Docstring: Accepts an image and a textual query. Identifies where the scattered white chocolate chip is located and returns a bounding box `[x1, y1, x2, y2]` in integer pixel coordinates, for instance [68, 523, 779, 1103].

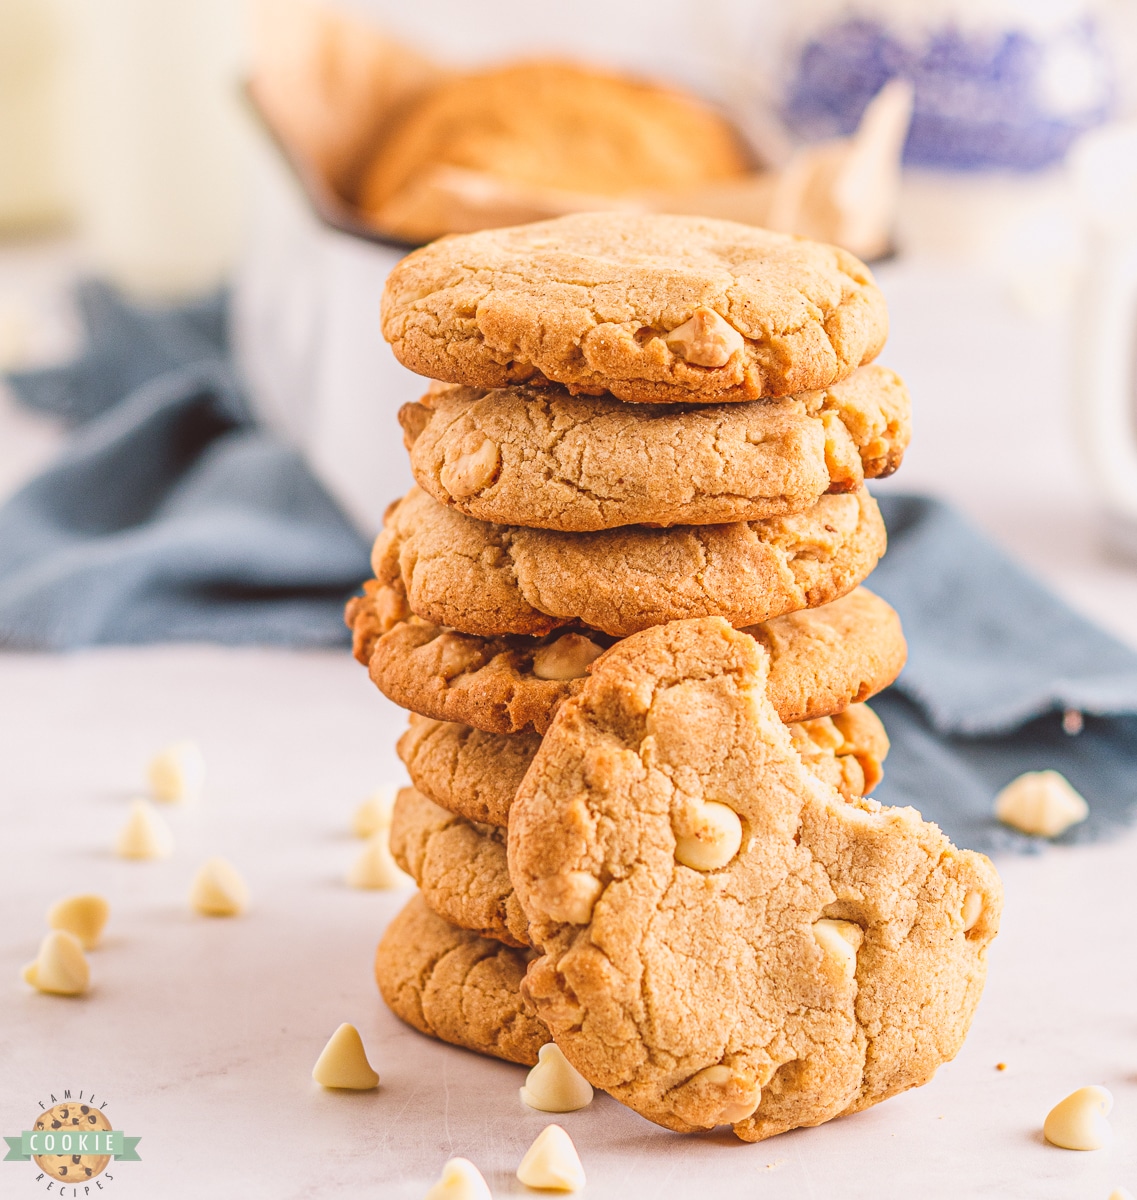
[994, 770, 1088, 837]
[115, 798, 174, 860]
[812, 918, 863, 981]
[520, 1043, 594, 1113]
[1043, 1085, 1113, 1150]
[674, 800, 742, 871]
[423, 1157, 492, 1200]
[311, 1023, 380, 1090]
[22, 930, 90, 996]
[440, 435, 501, 498]
[47, 894, 109, 950]
[961, 889, 984, 932]
[347, 833, 413, 890]
[352, 785, 397, 838]
[531, 634, 605, 682]
[148, 739, 205, 802]
[516, 1124, 585, 1193]
[1108, 1189, 1135, 1200]
[189, 857, 249, 916]
[664, 307, 745, 367]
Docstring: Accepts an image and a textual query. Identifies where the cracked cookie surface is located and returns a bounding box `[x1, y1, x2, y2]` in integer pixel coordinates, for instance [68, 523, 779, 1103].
[381, 213, 888, 404]
[398, 703, 889, 830]
[345, 581, 906, 734]
[373, 486, 886, 637]
[374, 893, 549, 1065]
[507, 618, 1001, 1140]
[401, 366, 909, 530]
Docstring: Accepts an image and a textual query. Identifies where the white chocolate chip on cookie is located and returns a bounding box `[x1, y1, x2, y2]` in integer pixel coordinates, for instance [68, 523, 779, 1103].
[189, 857, 249, 916]
[531, 635, 605, 682]
[671, 1064, 763, 1124]
[424, 1157, 492, 1200]
[352, 785, 397, 838]
[22, 930, 90, 996]
[664, 307, 745, 367]
[348, 833, 413, 890]
[520, 1044, 594, 1113]
[439, 434, 501, 498]
[115, 798, 173, 860]
[1043, 1085, 1113, 1150]
[812, 918, 863, 981]
[530, 871, 604, 924]
[516, 1124, 586, 1193]
[995, 770, 1088, 837]
[961, 889, 984, 932]
[47, 894, 109, 950]
[148, 739, 205, 801]
[311, 1023, 380, 1090]
[674, 800, 742, 871]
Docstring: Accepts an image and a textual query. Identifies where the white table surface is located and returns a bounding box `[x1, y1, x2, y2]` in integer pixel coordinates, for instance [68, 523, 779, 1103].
[1, 251, 1136, 1199]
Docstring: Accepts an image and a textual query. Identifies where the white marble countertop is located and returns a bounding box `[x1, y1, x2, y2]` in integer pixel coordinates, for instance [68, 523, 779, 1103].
[1, 251, 1136, 1198]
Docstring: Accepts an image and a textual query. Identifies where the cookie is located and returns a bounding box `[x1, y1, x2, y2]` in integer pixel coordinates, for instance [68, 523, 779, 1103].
[389, 786, 529, 948]
[346, 582, 906, 734]
[358, 61, 749, 241]
[373, 486, 886, 637]
[508, 618, 1002, 1140]
[32, 1103, 112, 1183]
[398, 702, 888, 830]
[380, 213, 888, 404]
[400, 366, 910, 530]
[374, 893, 548, 1066]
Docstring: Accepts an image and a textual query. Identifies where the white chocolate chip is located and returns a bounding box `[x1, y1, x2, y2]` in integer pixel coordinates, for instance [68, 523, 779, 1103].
[812, 918, 863, 981]
[531, 871, 604, 924]
[22, 930, 90, 996]
[439, 434, 501, 499]
[189, 857, 249, 916]
[961, 889, 984, 932]
[352, 785, 397, 838]
[47, 894, 109, 950]
[1108, 1189, 1135, 1200]
[674, 800, 742, 871]
[347, 833, 413, 890]
[520, 1043, 594, 1113]
[148, 739, 205, 802]
[664, 307, 745, 368]
[115, 798, 174, 860]
[311, 1023, 380, 1090]
[683, 1064, 763, 1123]
[423, 1157, 492, 1200]
[1043, 1085, 1113, 1150]
[995, 770, 1088, 837]
[531, 635, 605, 682]
[516, 1124, 586, 1193]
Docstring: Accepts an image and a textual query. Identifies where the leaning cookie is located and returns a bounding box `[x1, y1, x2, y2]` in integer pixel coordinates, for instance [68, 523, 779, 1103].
[381, 213, 888, 404]
[346, 581, 906, 735]
[389, 786, 529, 948]
[374, 893, 548, 1066]
[398, 703, 889, 830]
[400, 366, 910, 531]
[508, 618, 1002, 1141]
[373, 486, 886, 637]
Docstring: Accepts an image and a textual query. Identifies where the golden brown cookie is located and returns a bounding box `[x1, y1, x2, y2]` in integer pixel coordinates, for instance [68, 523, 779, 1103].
[374, 893, 548, 1065]
[508, 618, 1002, 1141]
[380, 213, 888, 404]
[389, 786, 529, 948]
[346, 582, 906, 735]
[32, 1103, 112, 1183]
[373, 486, 886, 637]
[358, 60, 749, 241]
[398, 703, 889, 830]
[399, 366, 910, 531]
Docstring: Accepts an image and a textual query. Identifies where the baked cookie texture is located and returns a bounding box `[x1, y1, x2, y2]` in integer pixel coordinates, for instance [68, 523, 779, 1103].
[398, 703, 889, 831]
[358, 61, 748, 222]
[345, 582, 906, 735]
[508, 619, 1001, 1140]
[400, 365, 910, 530]
[374, 893, 549, 1066]
[380, 213, 888, 404]
[373, 486, 886, 637]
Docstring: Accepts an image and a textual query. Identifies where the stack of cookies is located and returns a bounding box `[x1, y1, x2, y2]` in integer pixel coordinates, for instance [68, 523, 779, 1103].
[346, 214, 1002, 1141]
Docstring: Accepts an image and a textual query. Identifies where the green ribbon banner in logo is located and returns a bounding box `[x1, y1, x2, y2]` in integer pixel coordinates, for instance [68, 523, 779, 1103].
[4, 1131, 141, 1161]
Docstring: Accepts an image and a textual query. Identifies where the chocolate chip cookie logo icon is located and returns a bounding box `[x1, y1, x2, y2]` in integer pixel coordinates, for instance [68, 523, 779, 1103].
[4, 1091, 140, 1191]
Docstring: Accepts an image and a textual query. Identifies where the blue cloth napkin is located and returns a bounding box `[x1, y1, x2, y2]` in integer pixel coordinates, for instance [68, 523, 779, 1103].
[2, 283, 1136, 853]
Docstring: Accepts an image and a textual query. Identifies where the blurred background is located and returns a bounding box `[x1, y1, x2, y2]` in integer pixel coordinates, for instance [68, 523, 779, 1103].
[3, 0, 1137, 644]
